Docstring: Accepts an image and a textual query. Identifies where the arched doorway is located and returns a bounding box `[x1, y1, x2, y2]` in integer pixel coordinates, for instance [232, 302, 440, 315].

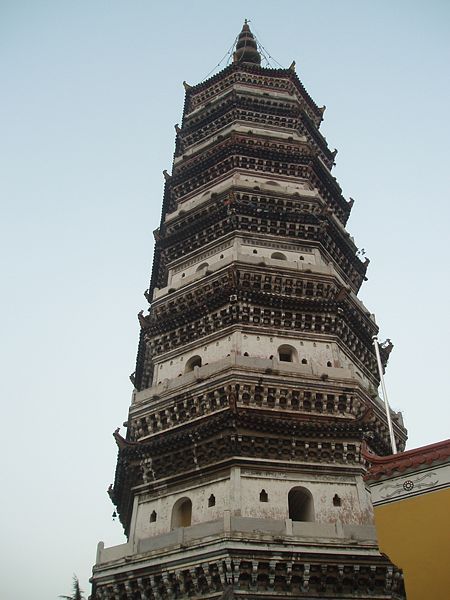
[171, 497, 192, 529]
[288, 487, 314, 521]
[278, 344, 298, 363]
[185, 355, 202, 373]
[271, 252, 287, 260]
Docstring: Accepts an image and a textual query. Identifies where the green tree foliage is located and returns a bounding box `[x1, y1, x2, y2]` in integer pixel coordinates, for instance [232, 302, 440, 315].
[60, 575, 85, 600]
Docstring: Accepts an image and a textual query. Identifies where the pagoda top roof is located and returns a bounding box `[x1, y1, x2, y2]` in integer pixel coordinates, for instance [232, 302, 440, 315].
[184, 23, 322, 120]
[363, 438, 450, 481]
[233, 20, 261, 66]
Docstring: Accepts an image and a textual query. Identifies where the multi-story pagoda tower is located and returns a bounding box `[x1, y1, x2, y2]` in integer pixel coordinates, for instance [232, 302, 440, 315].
[92, 23, 407, 599]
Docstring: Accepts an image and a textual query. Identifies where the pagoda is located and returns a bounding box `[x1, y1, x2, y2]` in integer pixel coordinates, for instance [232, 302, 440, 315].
[91, 22, 407, 599]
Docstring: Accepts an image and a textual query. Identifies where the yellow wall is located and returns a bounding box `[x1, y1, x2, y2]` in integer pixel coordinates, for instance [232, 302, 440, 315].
[373, 487, 450, 600]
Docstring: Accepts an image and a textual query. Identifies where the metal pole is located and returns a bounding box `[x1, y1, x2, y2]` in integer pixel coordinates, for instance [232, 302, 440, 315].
[373, 336, 397, 454]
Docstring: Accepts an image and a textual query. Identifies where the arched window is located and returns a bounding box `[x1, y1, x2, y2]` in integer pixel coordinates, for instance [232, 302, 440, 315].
[271, 252, 287, 261]
[171, 497, 192, 529]
[288, 487, 314, 522]
[185, 355, 202, 373]
[327, 361, 332, 367]
[208, 494, 216, 507]
[150, 510, 157, 523]
[333, 494, 341, 507]
[196, 262, 209, 272]
[301, 358, 308, 365]
[278, 344, 298, 363]
[259, 489, 268, 502]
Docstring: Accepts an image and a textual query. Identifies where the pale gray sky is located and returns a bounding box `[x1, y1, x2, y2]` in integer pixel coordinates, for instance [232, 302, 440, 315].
[1, 2, 449, 599]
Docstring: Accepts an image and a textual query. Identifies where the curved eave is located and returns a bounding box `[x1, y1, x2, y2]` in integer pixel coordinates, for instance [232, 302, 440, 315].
[363, 438, 450, 481]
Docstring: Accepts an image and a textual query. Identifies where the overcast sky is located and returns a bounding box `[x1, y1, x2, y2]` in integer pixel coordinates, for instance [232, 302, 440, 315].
[1, 1, 449, 599]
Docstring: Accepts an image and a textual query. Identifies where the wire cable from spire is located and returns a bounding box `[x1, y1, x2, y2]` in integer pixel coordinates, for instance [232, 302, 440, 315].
[201, 36, 238, 82]
[251, 25, 285, 69]
[258, 43, 285, 69]
[200, 21, 285, 82]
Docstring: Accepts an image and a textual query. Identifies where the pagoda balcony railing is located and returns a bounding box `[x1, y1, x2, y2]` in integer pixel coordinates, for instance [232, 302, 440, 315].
[152, 252, 342, 302]
[95, 514, 378, 566]
[128, 354, 392, 442]
[163, 173, 319, 225]
[134, 353, 367, 407]
[174, 121, 305, 162]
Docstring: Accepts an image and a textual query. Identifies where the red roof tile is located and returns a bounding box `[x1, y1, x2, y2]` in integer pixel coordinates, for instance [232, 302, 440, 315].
[363, 439, 450, 481]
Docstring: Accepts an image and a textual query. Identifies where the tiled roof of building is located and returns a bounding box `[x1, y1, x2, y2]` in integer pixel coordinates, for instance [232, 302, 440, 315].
[363, 438, 450, 481]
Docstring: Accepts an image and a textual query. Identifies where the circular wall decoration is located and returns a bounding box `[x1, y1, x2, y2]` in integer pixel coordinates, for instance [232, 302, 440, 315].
[403, 480, 414, 491]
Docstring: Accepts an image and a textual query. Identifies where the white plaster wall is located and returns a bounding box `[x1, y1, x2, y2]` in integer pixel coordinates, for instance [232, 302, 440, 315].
[153, 329, 371, 389]
[167, 236, 320, 291]
[153, 332, 237, 383]
[157, 245, 327, 301]
[164, 172, 318, 223]
[153, 332, 336, 383]
[239, 242, 316, 265]
[169, 243, 234, 286]
[240, 472, 373, 525]
[335, 346, 371, 388]
[132, 469, 373, 542]
[164, 174, 238, 223]
[239, 332, 371, 390]
[240, 332, 336, 367]
[133, 478, 231, 539]
[174, 122, 307, 165]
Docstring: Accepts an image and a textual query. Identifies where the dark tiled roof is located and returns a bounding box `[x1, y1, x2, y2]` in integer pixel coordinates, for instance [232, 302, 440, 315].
[363, 438, 450, 481]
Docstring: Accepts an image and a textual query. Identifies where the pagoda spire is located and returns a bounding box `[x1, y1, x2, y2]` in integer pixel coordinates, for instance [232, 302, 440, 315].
[233, 19, 261, 66]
